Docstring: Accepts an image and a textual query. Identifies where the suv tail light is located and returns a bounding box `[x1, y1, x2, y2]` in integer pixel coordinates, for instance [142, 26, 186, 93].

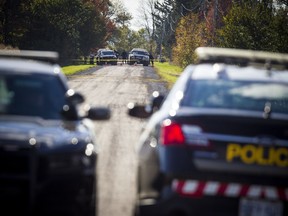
[160, 120, 185, 146]
[160, 119, 211, 147]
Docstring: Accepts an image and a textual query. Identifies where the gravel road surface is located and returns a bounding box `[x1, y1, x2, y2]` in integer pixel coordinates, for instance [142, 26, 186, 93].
[68, 64, 167, 216]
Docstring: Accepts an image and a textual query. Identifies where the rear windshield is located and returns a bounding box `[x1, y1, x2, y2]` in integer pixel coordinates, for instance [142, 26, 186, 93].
[0, 73, 66, 119]
[132, 51, 148, 56]
[102, 51, 114, 55]
[182, 80, 288, 114]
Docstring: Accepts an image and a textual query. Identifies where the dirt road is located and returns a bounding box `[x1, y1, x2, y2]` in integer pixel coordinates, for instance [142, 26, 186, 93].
[68, 64, 167, 216]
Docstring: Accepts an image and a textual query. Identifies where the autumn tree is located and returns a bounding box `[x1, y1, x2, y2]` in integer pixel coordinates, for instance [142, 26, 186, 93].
[218, 1, 288, 52]
[173, 13, 208, 67]
[0, 0, 116, 63]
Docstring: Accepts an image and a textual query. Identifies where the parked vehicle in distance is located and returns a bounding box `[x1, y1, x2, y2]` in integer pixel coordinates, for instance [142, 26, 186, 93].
[128, 48, 150, 66]
[0, 50, 111, 216]
[96, 49, 118, 65]
[128, 47, 288, 216]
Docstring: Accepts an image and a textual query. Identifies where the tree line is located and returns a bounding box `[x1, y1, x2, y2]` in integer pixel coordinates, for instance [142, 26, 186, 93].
[151, 0, 288, 67]
[0, 0, 117, 64]
[1, 0, 287, 67]
[0, 0, 158, 64]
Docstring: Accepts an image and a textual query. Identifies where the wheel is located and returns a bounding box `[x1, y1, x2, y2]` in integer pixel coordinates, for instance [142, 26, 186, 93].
[81, 173, 97, 216]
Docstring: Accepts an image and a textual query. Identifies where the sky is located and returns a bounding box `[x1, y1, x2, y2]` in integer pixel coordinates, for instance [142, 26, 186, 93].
[121, 0, 164, 30]
[121, 0, 141, 30]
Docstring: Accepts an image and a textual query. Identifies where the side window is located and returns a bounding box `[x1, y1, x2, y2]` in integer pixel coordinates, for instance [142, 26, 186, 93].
[0, 77, 13, 113]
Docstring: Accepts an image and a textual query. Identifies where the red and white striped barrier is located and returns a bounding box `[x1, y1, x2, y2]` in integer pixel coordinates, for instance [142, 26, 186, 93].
[172, 180, 288, 201]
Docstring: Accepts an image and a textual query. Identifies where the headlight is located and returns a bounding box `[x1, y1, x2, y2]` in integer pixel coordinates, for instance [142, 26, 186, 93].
[143, 56, 149, 60]
[48, 144, 96, 171]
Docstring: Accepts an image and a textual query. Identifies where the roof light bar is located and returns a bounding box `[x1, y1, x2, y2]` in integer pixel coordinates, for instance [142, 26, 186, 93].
[0, 49, 59, 64]
[195, 47, 288, 69]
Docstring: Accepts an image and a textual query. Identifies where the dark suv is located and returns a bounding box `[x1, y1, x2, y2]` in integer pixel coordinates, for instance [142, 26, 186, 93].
[128, 47, 288, 216]
[128, 48, 150, 66]
[0, 50, 111, 215]
[96, 49, 117, 65]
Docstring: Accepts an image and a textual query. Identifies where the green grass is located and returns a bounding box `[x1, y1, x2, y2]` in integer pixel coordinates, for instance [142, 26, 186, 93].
[153, 62, 183, 89]
[62, 62, 184, 89]
[62, 65, 95, 76]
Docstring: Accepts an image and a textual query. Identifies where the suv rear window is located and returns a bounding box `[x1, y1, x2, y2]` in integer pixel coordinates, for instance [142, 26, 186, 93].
[132, 51, 148, 56]
[182, 79, 288, 114]
[102, 51, 114, 55]
[0, 74, 66, 119]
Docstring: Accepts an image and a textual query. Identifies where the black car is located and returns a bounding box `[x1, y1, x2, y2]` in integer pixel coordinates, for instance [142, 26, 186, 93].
[96, 49, 118, 65]
[128, 47, 288, 216]
[128, 48, 150, 66]
[0, 50, 111, 215]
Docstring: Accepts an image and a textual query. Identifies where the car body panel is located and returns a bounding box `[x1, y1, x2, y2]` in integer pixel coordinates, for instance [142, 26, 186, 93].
[0, 51, 109, 215]
[130, 49, 288, 216]
[128, 48, 150, 66]
[96, 49, 117, 65]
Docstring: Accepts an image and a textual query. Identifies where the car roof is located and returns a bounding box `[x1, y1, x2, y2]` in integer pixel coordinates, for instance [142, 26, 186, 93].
[0, 58, 62, 75]
[190, 63, 288, 82]
[188, 47, 288, 82]
[131, 48, 148, 52]
[0, 50, 62, 75]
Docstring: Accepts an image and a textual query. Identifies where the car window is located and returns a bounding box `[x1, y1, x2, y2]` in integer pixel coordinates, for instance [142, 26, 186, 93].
[133, 51, 148, 55]
[102, 51, 114, 55]
[0, 73, 66, 119]
[182, 79, 288, 114]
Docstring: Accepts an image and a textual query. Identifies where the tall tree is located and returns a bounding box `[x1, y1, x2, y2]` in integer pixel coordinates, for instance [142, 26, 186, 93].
[137, 0, 158, 53]
[0, 0, 30, 47]
[218, 1, 287, 52]
[173, 13, 208, 67]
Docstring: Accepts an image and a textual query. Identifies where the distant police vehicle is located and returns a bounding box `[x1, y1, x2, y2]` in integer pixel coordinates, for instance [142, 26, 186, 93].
[128, 48, 150, 66]
[0, 50, 111, 215]
[96, 49, 118, 65]
[128, 47, 288, 216]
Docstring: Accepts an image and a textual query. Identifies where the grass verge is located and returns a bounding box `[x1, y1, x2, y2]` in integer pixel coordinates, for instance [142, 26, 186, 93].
[153, 62, 183, 89]
[62, 65, 95, 76]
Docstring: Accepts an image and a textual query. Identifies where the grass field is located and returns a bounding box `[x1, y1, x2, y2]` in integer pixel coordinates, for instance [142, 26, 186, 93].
[62, 65, 95, 75]
[62, 62, 183, 89]
[153, 62, 183, 89]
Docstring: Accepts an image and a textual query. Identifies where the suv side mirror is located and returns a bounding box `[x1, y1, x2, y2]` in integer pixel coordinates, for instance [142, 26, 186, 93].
[151, 91, 165, 112]
[66, 89, 85, 105]
[127, 103, 151, 119]
[87, 107, 111, 120]
[61, 90, 84, 120]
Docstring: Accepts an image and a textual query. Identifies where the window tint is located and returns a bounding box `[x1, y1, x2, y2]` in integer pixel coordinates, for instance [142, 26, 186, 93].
[133, 51, 148, 56]
[0, 74, 66, 119]
[182, 80, 288, 114]
[102, 51, 114, 55]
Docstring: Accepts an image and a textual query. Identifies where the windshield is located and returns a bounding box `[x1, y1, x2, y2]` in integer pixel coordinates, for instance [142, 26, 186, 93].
[102, 51, 115, 55]
[182, 80, 288, 114]
[132, 51, 149, 56]
[0, 73, 66, 119]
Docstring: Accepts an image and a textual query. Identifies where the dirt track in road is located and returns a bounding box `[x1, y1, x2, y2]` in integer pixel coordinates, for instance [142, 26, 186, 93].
[67, 64, 167, 216]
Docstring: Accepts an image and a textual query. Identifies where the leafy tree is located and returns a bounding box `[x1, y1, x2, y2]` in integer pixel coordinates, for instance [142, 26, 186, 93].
[173, 13, 208, 67]
[153, 0, 207, 60]
[1, 0, 116, 63]
[138, 0, 158, 54]
[218, 2, 287, 52]
[109, 26, 152, 54]
[109, 0, 132, 31]
[272, 6, 288, 53]
[0, 0, 30, 47]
